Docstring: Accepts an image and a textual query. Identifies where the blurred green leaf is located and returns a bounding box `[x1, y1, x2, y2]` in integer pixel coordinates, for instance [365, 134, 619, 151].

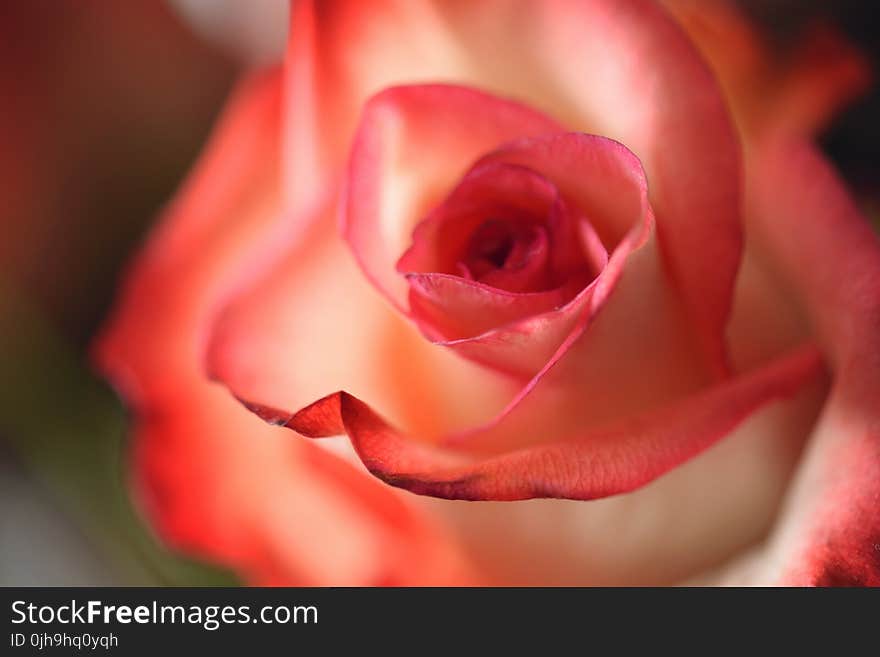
[0, 281, 238, 586]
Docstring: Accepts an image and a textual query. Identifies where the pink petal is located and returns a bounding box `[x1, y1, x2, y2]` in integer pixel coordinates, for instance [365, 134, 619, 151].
[405, 274, 575, 343]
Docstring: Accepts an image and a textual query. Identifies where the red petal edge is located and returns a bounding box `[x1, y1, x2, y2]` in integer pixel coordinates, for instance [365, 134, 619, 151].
[245, 344, 822, 501]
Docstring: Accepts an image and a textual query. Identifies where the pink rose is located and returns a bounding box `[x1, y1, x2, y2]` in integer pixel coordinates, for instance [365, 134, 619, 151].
[97, 0, 879, 585]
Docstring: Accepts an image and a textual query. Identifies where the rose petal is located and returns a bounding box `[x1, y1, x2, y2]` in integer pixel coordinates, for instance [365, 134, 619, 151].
[259, 344, 822, 501]
[95, 69, 474, 584]
[704, 140, 880, 585]
[405, 274, 576, 343]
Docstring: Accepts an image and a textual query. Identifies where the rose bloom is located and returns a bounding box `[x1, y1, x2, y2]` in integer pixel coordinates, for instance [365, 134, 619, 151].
[96, 0, 879, 586]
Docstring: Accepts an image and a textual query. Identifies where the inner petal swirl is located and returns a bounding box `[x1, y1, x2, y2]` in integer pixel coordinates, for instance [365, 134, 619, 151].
[396, 161, 608, 341]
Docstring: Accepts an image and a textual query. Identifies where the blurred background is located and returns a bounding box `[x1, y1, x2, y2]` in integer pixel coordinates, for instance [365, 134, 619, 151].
[0, 0, 876, 586]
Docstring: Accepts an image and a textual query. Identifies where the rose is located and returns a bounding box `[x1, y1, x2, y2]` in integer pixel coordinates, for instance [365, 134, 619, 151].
[96, 0, 879, 585]
[96, 0, 878, 587]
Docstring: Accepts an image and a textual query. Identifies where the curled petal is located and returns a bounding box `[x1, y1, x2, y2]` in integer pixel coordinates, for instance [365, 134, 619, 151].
[249, 345, 822, 501]
[405, 274, 576, 344]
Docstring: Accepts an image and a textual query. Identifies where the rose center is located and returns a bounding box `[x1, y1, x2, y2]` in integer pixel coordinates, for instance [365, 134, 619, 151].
[467, 219, 537, 268]
[474, 224, 515, 268]
[458, 218, 551, 289]
[396, 162, 610, 301]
